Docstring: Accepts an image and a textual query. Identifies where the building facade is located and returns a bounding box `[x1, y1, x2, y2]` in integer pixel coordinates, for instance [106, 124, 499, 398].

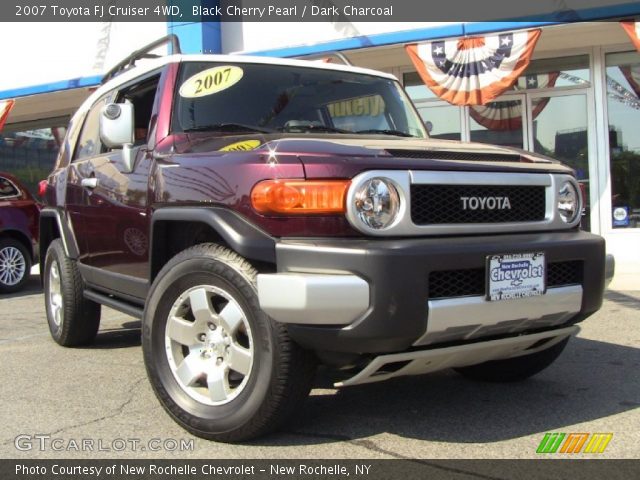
[1, 15, 639, 288]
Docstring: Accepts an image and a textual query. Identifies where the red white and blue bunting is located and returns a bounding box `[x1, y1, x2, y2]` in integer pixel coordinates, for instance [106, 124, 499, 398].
[405, 29, 542, 106]
[0, 100, 14, 132]
[620, 21, 640, 51]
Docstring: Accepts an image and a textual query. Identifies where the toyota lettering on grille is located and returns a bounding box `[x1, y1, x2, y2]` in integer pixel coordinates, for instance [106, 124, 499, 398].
[460, 196, 512, 210]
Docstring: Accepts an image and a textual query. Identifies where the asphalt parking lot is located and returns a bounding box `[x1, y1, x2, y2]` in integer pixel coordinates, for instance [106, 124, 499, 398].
[1, 273, 638, 460]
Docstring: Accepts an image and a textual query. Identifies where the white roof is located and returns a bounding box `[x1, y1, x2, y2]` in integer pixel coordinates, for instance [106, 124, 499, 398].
[76, 54, 397, 119]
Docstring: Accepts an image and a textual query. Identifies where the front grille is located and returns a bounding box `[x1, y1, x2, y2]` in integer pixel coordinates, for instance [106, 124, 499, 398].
[411, 184, 546, 225]
[428, 261, 583, 299]
[386, 149, 522, 163]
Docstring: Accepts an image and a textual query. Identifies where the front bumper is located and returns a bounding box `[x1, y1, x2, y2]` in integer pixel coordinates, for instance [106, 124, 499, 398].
[257, 230, 605, 354]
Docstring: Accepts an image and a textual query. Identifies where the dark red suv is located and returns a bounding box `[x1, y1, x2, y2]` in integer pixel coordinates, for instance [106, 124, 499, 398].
[39, 36, 611, 442]
[0, 172, 39, 292]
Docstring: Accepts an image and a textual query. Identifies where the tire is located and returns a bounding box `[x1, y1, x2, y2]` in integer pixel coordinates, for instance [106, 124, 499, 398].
[0, 237, 31, 293]
[44, 239, 101, 346]
[142, 243, 317, 442]
[455, 337, 570, 383]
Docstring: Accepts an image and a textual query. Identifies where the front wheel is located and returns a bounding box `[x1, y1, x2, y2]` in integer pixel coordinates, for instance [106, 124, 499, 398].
[142, 244, 316, 442]
[455, 337, 570, 382]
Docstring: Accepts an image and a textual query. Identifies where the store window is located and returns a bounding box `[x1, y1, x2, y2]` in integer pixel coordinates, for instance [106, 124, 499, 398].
[0, 123, 67, 195]
[404, 71, 461, 140]
[416, 103, 461, 140]
[510, 55, 590, 91]
[469, 98, 525, 148]
[403, 55, 590, 144]
[403, 72, 438, 102]
[606, 51, 640, 229]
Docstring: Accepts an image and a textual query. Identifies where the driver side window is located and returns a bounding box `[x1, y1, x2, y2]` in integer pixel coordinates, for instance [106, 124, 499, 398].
[115, 74, 161, 147]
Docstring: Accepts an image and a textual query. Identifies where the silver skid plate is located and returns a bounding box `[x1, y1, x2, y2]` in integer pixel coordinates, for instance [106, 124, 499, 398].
[335, 326, 578, 387]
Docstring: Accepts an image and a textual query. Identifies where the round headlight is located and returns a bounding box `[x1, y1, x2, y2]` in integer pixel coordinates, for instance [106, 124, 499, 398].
[557, 181, 579, 223]
[353, 177, 400, 229]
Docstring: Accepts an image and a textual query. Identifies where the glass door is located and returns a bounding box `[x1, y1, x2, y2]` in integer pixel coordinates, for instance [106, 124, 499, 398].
[526, 91, 594, 230]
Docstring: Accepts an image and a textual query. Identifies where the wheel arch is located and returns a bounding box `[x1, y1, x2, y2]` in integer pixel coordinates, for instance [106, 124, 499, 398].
[150, 208, 276, 283]
[39, 209, 80, 283]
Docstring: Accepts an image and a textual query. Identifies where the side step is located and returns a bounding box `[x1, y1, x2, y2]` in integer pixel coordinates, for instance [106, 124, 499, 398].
[335, 326, 579, 388]
[83, 289, 144, 319]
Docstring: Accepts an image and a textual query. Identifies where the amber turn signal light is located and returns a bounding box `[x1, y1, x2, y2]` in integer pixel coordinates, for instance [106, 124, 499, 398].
[251, 179, 350, 215]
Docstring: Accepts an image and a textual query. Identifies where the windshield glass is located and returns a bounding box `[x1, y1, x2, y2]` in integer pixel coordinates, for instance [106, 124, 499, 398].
[172, 61, 427, 138]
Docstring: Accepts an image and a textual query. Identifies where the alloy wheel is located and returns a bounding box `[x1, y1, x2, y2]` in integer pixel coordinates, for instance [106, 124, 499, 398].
[48, 261, 63, 327]
[0, 246, 26, 286]
[165, 285, 254, 406]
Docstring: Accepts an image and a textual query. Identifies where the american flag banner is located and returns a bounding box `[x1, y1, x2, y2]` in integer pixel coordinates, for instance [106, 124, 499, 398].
[0, 99, 14, 132]
[405, 29, 542, 106]
[469, 72, 559, 131]
[620, 21, 640, 51]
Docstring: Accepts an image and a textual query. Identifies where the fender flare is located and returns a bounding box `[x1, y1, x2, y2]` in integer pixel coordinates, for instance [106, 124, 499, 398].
[150, 207, 276, 276]
[39, 208, 80, 260]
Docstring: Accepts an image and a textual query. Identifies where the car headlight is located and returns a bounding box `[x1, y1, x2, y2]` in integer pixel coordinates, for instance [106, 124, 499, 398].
[557, 181, 580, 223]
[353, 177, 400, 229]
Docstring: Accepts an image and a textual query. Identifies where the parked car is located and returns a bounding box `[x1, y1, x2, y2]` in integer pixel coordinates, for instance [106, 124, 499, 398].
[0, 172, 39, 292]
[40, 35, 611, 442]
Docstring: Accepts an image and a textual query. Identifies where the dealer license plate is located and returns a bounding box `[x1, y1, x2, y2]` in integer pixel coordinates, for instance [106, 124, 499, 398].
[487, 252, 546, 301]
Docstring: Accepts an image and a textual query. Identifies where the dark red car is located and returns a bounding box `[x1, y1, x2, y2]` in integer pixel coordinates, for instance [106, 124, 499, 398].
[0, 172, 39, 292]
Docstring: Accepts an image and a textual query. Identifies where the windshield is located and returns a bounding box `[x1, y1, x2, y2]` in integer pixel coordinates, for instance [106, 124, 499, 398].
[172, 61, 427, 138]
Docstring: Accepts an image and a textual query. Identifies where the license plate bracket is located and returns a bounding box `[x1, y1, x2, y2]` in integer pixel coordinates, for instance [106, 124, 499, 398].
[486, 252, 546, 301]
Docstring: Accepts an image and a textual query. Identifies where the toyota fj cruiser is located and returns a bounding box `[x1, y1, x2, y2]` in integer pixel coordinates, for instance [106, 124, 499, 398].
[40, 36, 611, 442]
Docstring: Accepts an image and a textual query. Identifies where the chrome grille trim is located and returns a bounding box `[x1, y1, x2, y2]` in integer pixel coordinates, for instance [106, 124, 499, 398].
[344, 170, 582, 236]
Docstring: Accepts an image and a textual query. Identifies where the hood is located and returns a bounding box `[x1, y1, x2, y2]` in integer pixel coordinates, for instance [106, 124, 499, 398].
[172, 133, 573, 175]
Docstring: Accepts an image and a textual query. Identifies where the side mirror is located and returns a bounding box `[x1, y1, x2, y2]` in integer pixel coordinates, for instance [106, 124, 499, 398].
[100, 103, 135, 173]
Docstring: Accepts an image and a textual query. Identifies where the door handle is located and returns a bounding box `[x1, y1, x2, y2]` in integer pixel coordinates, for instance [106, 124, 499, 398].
[81, 177, 98, 189]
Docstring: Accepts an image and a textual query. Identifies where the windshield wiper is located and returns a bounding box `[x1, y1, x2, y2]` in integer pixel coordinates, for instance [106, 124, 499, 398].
[356, 129, 415, 137]
[280, 124, 351, 134]
[184, 123, 274, 133]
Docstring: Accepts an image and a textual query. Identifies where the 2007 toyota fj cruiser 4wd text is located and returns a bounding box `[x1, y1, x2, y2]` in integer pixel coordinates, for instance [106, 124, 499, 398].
[40, 36, 612, 442]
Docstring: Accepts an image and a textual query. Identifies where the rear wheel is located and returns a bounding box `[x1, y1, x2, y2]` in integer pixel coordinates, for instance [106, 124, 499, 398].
[455, 337, 570, 382]
[0, 237, 31, 293]
[143, 243, 316, 442]
[44, 239, 101, 346]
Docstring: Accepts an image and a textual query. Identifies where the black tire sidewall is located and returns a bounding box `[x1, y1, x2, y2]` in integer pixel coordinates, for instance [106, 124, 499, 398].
[143, 255, 276, 436]
[0, 237, 31, 293]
